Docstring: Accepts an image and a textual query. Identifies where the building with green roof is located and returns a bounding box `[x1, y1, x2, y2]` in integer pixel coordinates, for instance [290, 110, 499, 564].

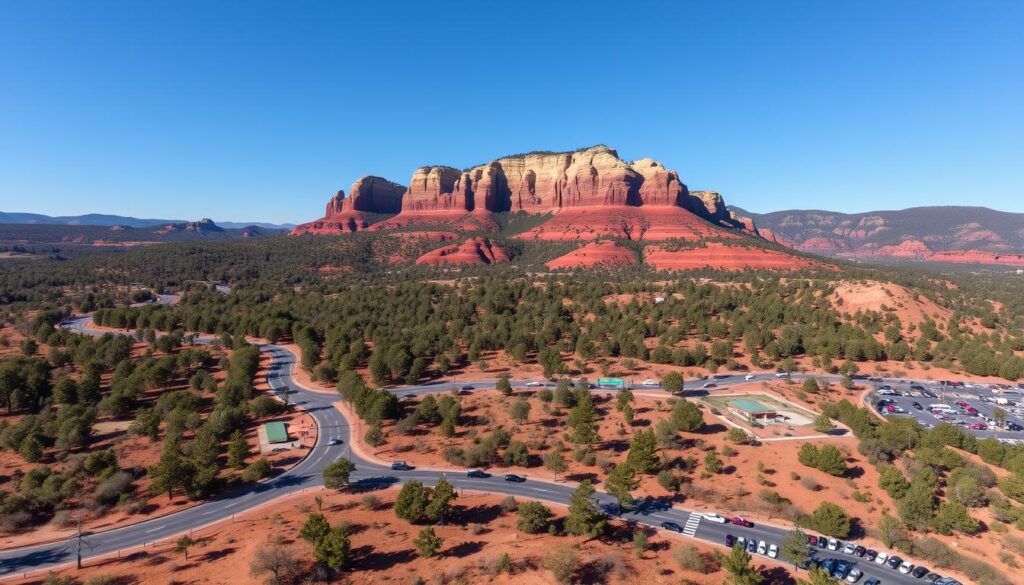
[728, 399, 778, 421]
[263, 421, 289, 444]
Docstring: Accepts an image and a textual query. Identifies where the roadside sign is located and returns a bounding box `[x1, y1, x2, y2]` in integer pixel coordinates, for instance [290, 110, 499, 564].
[598, 378, 625, 388]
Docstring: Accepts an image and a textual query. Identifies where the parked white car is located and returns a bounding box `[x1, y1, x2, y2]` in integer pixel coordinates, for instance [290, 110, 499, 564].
[702, 513, 728, 523]
[757, 540, 767, 555]
[898, 561, 914, 574]
[846, 568, 863, 583]
[874, 552, 889, 565]
[827, 538, 840, 551]
[767, 544, 778, 558]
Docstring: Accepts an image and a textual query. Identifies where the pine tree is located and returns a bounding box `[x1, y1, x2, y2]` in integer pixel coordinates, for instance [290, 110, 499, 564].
[323, 458, 355, 491]
[227, 430, 249, 469]
[149, 436, 192, 499]
[426, 478, 457, 524]
[564, 480, 607, 537]
[568, 389, 599, 444]
[413, 527, 443, 558]
[604, 461, 639, 509]
[315, 525, 351, 571]
[625, 429, 659, 474]
[716, 544, 765, 585]
[300, 512, 330, 544]
[544, 450, 568, 478]
[496, 374, 513, 396]
[669, 398, 704, 432]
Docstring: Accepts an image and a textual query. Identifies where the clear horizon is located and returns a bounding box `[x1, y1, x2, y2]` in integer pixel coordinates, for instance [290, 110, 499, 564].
[2, 1, 1022, 223]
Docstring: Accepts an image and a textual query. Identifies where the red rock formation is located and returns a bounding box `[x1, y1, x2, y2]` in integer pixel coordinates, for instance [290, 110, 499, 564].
[292, 176, 407, 235]
[414, 238, 510, 265]
[340, 176, 406, 213]
[294, 145, 764, 240]
[645, 243, 824, 271]
[518, 206, 735, 242]
[546, 241, 639, 269]
[402, 166, 466, 212]
[629, 158, 685, 206]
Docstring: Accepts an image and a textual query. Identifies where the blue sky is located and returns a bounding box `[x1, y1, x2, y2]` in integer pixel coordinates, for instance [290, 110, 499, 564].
[1, 1, 1022, 223]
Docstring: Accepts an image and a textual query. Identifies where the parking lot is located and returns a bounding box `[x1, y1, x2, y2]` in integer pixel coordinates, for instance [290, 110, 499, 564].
[866, 377, 1024, 441]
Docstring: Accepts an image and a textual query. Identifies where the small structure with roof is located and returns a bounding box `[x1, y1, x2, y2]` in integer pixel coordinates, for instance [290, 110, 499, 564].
[262, 422, 289, 444]
[728, 399, 778, 422]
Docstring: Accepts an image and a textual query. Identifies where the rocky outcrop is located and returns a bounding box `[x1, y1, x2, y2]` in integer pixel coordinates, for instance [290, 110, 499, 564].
[294, 145, 762, 238]
[546, 241, 639, 269]
[414, 238, 510, 265]
[340, 176, 406, 213]
[292, 176, 407, 235]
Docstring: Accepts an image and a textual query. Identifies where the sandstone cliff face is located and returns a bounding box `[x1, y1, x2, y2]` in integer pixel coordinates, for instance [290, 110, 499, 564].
[341, 176, 406, 213]
[402, 167, 465, 212]
[629, 158, 685, 206]
[294, 145, 761, 238]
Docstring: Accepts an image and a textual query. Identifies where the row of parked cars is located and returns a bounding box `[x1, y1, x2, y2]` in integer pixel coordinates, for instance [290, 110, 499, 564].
[804, 537, 960, 584]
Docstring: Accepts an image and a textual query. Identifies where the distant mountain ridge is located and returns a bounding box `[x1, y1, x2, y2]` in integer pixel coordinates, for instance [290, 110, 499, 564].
[732, 205, 1024, 266]
[0, 218, 284, 245]
[0, 211, 295, 231]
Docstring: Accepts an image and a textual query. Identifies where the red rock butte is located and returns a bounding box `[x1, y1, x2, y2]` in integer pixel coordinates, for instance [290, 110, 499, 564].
[415, 238, 510, 266]
[290, 145, 764, 240]
[546, 241, 639, 269]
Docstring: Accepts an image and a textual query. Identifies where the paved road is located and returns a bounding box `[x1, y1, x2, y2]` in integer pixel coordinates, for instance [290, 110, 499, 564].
[0, 315, 965, 584]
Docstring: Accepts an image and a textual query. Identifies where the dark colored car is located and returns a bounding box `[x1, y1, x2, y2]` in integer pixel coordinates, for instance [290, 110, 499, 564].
[817, 537, 828, 549]
[888, 556, 903, 569]
[924, 573, 941, 583]
[912, 566, 930, 578]
[853, 545, 866, 557]
[865, 549, 877, 561]
[461, 385, 475, 391]
[912, 402, 923, 410]
[390, 461, 410, 471]
[466, 469, 489, 478]
[798, 557, 819, 570]
[820, 559, 835, 575]
[660, 521, 683, 533]
[833, 560, 851, 579]
[864, 579, 880, 585]
[725, 534, 735, 546]
[747, 540, 757, 553]
[504, 474, 525, 482]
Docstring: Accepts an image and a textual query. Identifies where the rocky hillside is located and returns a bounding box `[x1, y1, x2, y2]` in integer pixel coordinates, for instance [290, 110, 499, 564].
[291, 145, 760, 238]
[735, 206, 1024, 266]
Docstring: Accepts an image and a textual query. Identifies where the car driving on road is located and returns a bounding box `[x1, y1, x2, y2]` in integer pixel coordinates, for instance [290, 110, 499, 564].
[660, 521, 683, 533]
[466, 469, 489, 478]
[503, 474, 525, 482]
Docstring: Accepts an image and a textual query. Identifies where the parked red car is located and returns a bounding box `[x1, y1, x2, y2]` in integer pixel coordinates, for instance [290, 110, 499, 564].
[970, 422, 987, 430]
[731, 516, 754, 527]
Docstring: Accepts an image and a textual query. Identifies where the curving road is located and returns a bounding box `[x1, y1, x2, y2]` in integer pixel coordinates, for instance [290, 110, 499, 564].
[0, 312, 968, 584]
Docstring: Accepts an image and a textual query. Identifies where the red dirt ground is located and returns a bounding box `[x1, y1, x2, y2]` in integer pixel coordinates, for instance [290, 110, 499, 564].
[12, 488, 755, 585]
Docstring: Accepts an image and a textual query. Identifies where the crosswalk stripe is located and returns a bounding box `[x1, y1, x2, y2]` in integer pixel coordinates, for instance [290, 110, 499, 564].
[683, 513, 701, 536]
